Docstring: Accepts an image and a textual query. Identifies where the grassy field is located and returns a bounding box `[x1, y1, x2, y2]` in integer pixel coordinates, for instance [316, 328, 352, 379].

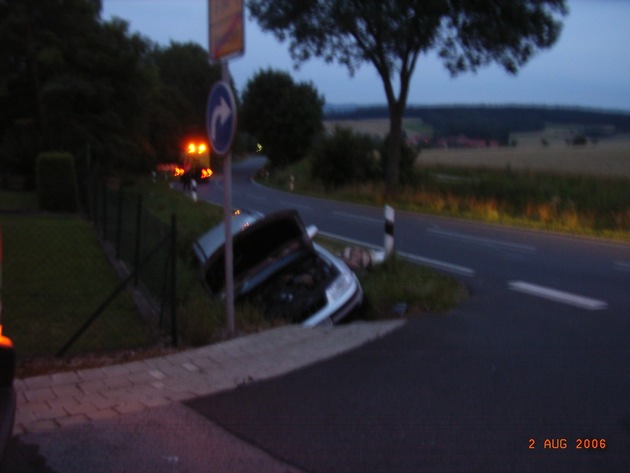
[417, 139, 630, 178]
[325, 118, 630, 178]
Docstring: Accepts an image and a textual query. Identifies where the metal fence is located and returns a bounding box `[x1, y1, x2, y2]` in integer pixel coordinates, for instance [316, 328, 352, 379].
[58, 180, 178, 355]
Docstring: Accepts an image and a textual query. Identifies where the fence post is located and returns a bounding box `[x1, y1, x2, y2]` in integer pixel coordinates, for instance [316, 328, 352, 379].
[102, 183, 108, 240]
[134, 194, 142, 287]
[170, 214, 178, 347]
[115, 189, 123, 259]
[89, 175, 97, 223]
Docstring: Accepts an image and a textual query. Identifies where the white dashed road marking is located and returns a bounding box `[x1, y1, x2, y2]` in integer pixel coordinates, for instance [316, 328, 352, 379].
[508, 281, 608, 311]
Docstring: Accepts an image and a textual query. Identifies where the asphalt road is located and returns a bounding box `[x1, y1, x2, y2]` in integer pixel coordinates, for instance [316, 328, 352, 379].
[185, 156, 630, 472]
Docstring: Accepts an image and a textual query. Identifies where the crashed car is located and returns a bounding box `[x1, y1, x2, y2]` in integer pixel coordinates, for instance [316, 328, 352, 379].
[193, 209, 363, 327]
[0, 326, 15, 460]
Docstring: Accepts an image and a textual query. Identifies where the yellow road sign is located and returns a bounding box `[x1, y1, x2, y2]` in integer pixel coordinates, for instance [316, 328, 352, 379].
[209, 0, 244, 61]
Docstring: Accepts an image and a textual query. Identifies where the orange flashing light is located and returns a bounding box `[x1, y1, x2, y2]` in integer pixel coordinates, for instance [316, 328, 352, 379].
[186, 141, 209, 155]
[201, 168, 213, 179]
[0, 325, 12, 349]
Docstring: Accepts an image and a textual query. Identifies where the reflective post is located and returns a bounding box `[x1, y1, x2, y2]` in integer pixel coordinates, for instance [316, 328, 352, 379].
[384, 205, 395, 258]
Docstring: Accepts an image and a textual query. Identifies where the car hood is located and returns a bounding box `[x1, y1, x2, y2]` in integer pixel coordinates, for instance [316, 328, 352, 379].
[194, 209, 315, 295]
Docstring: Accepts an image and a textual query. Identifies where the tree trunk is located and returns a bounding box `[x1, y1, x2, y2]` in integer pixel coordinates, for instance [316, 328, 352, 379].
[385, 103, 404, 199]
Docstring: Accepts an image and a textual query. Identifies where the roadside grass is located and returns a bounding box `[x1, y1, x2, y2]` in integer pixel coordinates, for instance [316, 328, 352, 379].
[265, 160, 630, 241]
[114, 180, 228, 346]
[357, 256, 464, 320]
[313, 236, 463, 319]
[0, 213, 153, 359]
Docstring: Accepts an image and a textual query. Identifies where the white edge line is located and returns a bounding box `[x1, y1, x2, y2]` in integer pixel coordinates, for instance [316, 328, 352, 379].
[319, 231, 476, 277]
[318, 231, 381, 251]
[333, 211, 381, 224]
[508, 281, 608, 311]
[398, 252, 476, 277]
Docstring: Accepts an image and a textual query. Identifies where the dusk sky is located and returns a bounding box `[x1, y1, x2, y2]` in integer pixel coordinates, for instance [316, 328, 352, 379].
[102, 1, 630, 112]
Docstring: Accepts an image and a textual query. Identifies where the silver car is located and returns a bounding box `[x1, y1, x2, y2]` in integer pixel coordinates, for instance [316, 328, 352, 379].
[193, 209, 363, 327]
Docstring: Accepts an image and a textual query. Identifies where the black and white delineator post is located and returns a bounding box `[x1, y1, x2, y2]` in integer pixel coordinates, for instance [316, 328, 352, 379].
[384, 205, 395, 258]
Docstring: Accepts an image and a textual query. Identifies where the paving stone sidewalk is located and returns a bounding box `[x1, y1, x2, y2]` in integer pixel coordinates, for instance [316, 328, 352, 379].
[13, 320, 405, 436]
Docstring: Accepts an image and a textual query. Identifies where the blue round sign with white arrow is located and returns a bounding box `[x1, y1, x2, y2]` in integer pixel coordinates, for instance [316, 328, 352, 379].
[206, 81, 237, 156]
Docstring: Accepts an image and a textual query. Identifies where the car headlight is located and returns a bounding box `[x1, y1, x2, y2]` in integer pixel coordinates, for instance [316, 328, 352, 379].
[326, 273, 354, 303]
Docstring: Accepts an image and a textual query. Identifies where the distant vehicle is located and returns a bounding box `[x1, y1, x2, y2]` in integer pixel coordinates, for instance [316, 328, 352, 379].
[193, 209, 363, 327]
[182, 140, 213, 182]
[0, 326, 15, 460]
[156, 138, 214, 183]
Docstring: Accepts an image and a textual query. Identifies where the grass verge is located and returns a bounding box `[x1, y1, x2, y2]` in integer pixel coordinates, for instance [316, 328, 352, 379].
[264, 160, 630, 241]
[0, 214, 153, 361]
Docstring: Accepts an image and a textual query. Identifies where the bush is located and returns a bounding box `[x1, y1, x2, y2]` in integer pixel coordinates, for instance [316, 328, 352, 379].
[36, 152, 80, 212]
[310, 127, 378, 189]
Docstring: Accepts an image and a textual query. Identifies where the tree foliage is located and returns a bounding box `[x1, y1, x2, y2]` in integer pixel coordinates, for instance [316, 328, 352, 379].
[0, 0, 153, 174]
[311, 127, 377, 189]
[241, 69, 324, 168]
[148, 42, 221, 163]
[248, 0, 568, 197]
[0, 0, 220, 177]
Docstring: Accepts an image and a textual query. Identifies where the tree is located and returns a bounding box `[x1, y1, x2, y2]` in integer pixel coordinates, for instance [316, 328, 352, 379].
[0, 0, 158, 175]
[148, 42, 221, 162]
[241, 69, 324, 168]
[248, 0, 568, 197]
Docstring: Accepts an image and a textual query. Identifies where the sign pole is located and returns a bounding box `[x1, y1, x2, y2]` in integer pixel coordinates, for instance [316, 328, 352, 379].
[208, 0, 242, 337]
[221, 61, 235, 336]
